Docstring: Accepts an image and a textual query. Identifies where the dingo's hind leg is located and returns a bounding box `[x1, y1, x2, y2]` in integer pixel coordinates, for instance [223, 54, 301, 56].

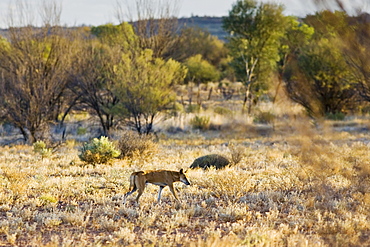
[135, 186, 145, 203]
[123, 173, 139, 204]
[123, 185, 137, 204]
[135, 175, 146, 203]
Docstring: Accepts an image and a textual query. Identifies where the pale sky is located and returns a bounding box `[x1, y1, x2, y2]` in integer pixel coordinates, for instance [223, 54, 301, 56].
[0, 0, 368, 28]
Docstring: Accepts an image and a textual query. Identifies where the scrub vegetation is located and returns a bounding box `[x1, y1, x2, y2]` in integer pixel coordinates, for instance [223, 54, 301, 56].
[0, 117, 370, 246]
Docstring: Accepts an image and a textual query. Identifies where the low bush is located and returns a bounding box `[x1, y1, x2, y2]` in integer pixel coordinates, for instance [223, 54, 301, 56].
[33, 140, 53, 159]
[190, 154, 230, 170]
[170, 102, 185, 117]
[79, 136, 120, 165]
[326, 112, 346, 121]
[186, 104, 201, 113]
[253, 111, 275, 124]
[190, 115, 210, 130]
[214, 106, 233, 116]
[118, 131, 158, 159]
[77, 127, 87, 135]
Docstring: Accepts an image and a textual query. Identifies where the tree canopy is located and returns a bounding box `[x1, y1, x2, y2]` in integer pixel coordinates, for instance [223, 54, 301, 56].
[223, 0, 288, 112]
[113, 49, 187, 134]
[184, 54, 220, 84]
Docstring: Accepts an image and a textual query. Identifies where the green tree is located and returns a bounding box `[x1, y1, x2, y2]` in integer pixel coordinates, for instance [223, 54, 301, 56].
[91, 22, 138, 50]
[184, 54, 221, 106]
[305, 10, 370, 107]
[284, 37, 357, 118]
[343, 16, 370, 103]
[184, 54, 220, 83]
[223, 0, 288, 113]
[283, 11, 361, 118]
[169, 27, 228, 67]
[275, 16, 314, 103]
[69, 22, 139, 136]
[114, 49, 187, 134]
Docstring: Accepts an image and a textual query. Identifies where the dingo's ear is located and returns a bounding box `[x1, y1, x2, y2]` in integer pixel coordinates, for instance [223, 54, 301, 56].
[180, 169, 188, 174]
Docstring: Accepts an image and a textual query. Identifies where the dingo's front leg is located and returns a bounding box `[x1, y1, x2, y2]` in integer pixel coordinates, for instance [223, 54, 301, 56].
[168, 184, 180, 202]
[157, 186, 165, 203]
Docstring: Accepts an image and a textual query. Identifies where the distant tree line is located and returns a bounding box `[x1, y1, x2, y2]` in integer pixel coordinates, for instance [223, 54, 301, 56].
[0, 0, 369, 143]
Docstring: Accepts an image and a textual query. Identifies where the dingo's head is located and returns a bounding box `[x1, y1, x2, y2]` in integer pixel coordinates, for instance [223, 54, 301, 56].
[179, 169, 190, 185]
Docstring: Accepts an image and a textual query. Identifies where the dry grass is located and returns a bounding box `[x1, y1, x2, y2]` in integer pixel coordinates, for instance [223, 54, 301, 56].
[0, 118, 370, 246]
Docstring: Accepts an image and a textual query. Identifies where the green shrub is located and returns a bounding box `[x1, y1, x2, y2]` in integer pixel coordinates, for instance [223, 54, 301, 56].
[326, 112, 345, 121]
[169, 102, 185, 117]
[253, 111, 275, 124]
[39, 194, 58, 204]
[118, 131, 158, 159]
[33, 140, 52, 159]
[186, 104, 201, 113]
[214, 106, 233, 116]
[79, 136, 120, 165]
[77, 127, 87, 135]
[190, 115, 210, 130]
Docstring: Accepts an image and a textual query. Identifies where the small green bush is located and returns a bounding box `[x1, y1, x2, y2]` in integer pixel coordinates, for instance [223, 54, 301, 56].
[253, 111, 275, 124]
[77, 127, 87, 135]
[79, 136, 120, 165]
[326, 112, 345, 121]
[214, 106, 233, 116]
[186, 104, 201, 113]
[118, 131, 158, 159]
[39, 194, 58, 204]
[190, 115, 210, 130]
[169, 102, 185, 117]
[33, 140, 52, 159]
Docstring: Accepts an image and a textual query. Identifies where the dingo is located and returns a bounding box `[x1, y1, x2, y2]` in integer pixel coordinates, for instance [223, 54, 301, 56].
[123, 169, 190, 204]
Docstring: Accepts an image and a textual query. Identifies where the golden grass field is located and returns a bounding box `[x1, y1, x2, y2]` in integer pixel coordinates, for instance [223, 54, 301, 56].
[0, 112, 370, 246]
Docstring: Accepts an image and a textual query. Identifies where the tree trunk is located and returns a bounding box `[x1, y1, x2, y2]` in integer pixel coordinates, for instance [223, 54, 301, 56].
[188, 83, 193, 107]
[208, 87, 213, 100]
[242, 84, 251, 114]
[197, 82, 201, 107]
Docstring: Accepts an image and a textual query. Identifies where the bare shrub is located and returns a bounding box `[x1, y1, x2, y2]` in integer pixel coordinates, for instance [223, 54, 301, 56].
[189, 154, 230, 170]
[229, 143, 246, 165]
[118, 131, 158, 159]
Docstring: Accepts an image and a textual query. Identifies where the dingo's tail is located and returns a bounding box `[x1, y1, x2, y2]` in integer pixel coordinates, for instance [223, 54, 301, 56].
[128, 173, 136, 191]
[130, 171, 144, 190]
[124, 171, 144, 204]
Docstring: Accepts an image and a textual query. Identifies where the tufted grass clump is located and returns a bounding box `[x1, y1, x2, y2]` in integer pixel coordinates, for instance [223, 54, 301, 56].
[79, 136, 120, 165]
[229, 143, 246, 165]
